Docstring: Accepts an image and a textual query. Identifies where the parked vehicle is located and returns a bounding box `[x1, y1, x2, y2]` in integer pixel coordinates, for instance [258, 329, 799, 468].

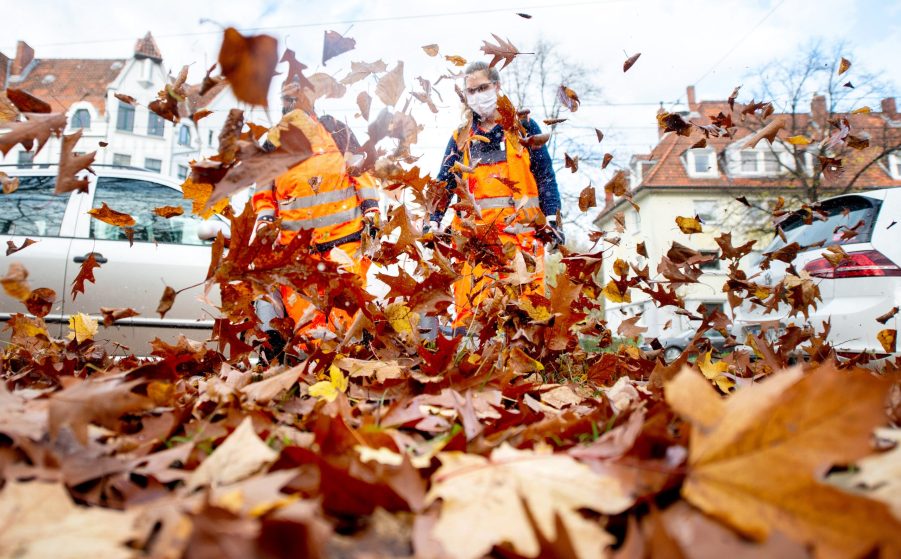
[652, 329, 729, 363]
[732, 188, 900, 357]
[0, 165, 235, 354]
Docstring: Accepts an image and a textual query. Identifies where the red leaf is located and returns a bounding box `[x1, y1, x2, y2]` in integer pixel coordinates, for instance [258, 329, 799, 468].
[623, 52, 641, 72]
[602, 153, 613, 169]
[6, 88, 51, 113]
[6, 238, 36, 256]
[71, 252, 101, 300]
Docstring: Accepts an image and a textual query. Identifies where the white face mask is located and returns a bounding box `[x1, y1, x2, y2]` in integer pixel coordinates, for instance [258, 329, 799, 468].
[466, 87, 498, 119]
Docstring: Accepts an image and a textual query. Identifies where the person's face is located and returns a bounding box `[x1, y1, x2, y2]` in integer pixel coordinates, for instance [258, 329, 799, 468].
[464, 70, 497, 97]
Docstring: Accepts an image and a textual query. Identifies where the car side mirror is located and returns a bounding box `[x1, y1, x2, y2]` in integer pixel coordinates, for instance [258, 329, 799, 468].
[197, 219, 231, 241]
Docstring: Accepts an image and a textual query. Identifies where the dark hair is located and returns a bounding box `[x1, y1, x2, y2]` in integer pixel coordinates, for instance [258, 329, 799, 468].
[464, 61, 499, 83]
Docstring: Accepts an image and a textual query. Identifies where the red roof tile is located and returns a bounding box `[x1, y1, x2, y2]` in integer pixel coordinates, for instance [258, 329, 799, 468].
[133, 32, 162, 62]
[14, 58, 126, 115]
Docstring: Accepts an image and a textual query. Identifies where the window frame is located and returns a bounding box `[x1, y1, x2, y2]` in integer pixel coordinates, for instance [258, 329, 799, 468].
[71, 108, 91, 130]
[685, 148, 718, 178]
[144, 158, 162, 173]
[116, 101, 135, 132]
[112, 154, 132, 168]
[178, 125, 192, 147]
[17, 151, 35, 168]
[147, 112, 165, 137]
[737, 146, 786, 176]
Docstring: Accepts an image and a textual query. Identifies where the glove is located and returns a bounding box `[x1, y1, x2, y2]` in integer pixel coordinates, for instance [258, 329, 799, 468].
[547, 219, 565, 250]
[363, 210, 381, 238]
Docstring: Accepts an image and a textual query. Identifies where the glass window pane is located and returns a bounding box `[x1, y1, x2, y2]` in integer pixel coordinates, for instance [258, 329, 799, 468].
[147, 113, 165, 137]
[693, 151, 710, 173]
[0, 175, 69, 237]
[144, 158, 162, 173]
[177, 165, 189, 180]
[91, 177, 207, 246]
[765, 196, 881, 253]
[113, 154, 131, 167]
[740, 151, 757, 172]
[116, 102, 134, 132]
[763, 151, 779, 173]
[72, 109, 91, 129]
[178, 126, 191, 146]
[17, 151, 34, 168]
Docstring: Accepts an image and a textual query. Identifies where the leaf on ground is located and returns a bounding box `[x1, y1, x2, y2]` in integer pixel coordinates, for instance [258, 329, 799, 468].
[66, 313, 98, 343]
[241, 365, 304, 404]
[665, 365, 901, 557]
[0, 480, 139, 559]
[309, 364, 348, 403]
[49, 377, 151, 444]
[322, 30, 356, 65]
[845, 428, 901, 520]
[427, 444, 628, 559]
[187, 417, 279, 490]
[218, 27, 278, 106]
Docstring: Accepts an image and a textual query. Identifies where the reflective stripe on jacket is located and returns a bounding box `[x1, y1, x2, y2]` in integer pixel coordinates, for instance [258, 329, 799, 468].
[252, 110, 378, 246]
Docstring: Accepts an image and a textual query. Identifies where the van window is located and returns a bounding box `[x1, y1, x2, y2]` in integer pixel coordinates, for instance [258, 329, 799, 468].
[763, 195, 882, 253]
[90, 177, 207, 246]
[0, 175, 69, 237]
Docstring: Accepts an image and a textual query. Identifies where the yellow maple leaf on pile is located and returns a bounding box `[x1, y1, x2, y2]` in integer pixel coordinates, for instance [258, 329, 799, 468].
[308, 364, 348, 403]
[697, 350, 735, 391]
[66, 313, 98, 343]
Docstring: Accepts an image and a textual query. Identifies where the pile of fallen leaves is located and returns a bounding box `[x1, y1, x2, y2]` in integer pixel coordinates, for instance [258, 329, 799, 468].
[2, 26, 901, 559]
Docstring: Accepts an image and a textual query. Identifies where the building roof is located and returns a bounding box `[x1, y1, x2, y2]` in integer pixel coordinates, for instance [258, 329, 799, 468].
[133, 32, 163, 62]
[596, 87, 901, 223]
[14, 58, 127, 115]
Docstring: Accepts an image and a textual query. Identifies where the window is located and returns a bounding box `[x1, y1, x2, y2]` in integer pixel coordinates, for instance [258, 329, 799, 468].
[90, 177, 207, 246]
[71, 108, 91, 129]
[17, 151, 34, 168]
[116, 102, 135, 132]
[147, 112, 165, 137]
[699, 250, 721, 271]
[763, 151, 779, 173]
[763, 195, 882, 254]
[888, 154, 901, 180]
[144, 158, 162, 173]
[739, 148, 783, 175]
[112, 154, 131, 167]
[694, 200, 717, 224]
[740, 150, 757, 172]
[685, 149, 716, 178]
[177, 165, 189, 180]
[0, 175, 69, 237]
[178, 126, 191, 146]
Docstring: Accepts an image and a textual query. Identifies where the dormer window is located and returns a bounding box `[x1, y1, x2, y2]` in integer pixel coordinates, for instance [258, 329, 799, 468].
[887, 153, 901, 180]
[685, 148, 717, 178]
[738, 148, 781, 175]
[71, 108, 91, 129]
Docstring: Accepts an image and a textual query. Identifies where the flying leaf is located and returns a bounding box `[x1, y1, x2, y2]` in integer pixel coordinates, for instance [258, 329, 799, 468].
[602, 153, 613, 169]
[666, 365, 901, 557]
[516, 12, 532, 18]
[697, 350, 735, 392]
[87, 203, 135, 227]
[744, 117, 785, 149]
[6, 238, 36, 256]
[875, 307, 898, 325]
[157, 285, 176, 318]
[0, 112, 67, 156]
[604, 170, 628, 196]
[55, 130, 96, 195]
[787, 135, 811, 145]
[153, 205, 184, 218]
[521, 133, 549, 149]
[1, 263, 30, 301]
[67, 312, 98, 343]
[192, 108, 213, 123]
[838, 57, 851, 75]
[623, 52, 641, 72]
[375, 61, 405, 107]
[480, 33, 520, 69]
[24, 287, 54, 318]
[851, 106, 871, 114]
[114, 93, 137, 105]
[340, 59, 388, 85]
[657, 112, 691, 136]
[564, 153, 579, 173]
[578, 185, 596, 212]
[322, 30, 356, 65]
[843, 81, 854, 89]
[357, 91, 372, 120]
[675, 215, 702, 234]
[557, 85, 580, 112]
[602, 280, 630, 303]
[426, 444, 627, 559]
[99, 306, 139, 327]
[1, 172, 19, 194]
[422, 44, 440, 57]
[595, 128, 604, 142]
[691, 138, 707, 149]
[182, 177, 229, 219]
[617, 316, 647, 339]
[445, 55, 467, 67]
[5, 88, 51, 113]
[543, 118, 567, 126]
[877, 329, 896, 353]
[217, 27, 279, 106]
[71, 252, 100, 300]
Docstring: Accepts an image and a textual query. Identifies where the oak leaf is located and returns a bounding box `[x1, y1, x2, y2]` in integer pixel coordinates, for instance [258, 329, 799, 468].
[87, 202, 135, 227]
[426, 444, 627, 559]
[6, 238, 36, 256]
[55, 130, 96, 194]
[218, 27, 278, 106]
[322, 30, 356, 65]
[71, 252, 101, 299]
[0, 112, 67, 156]
[480, 33, 520, 69]
[666, 365, 901, 557]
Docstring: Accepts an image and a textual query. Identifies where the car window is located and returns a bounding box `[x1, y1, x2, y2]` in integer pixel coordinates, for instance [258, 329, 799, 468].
[90, 177, 207, 246]
[763, 195, 882, 253]
[0, 175, 69, 237]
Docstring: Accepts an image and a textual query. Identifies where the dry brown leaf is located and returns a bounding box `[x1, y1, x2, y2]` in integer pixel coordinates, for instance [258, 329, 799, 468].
[602, 153, 613, 169]
[623, 52, 641, 72]
[675, 215, 702, 234]
[187, 417, 279, 490]
[217, 27, 278, 106]
[87, 203, 135, 227]
[6, 238, 36, 256]
[153, 206, 184, 218]
[604, 170, 628, 197]
[322, 30, 356, 65]
[875, 307, 898, 325]
[744, 117, 785, 149]
[480, 33, 520, 69]
[557, 85, 580, 112]
[422, 44, 440, 57]
[1, 171, 19, 194]
[445, 55, 467, 67]
[5, 88, 51, 113]
[241, 365, 304, 404]
[877, 329, 896, 353]
[156, 285, 176, 318]
[55, 130, 96, 195]
[1, 262, 31, 301]
[0, 112, 67, 156]
[666, 366, 901, 557]
[375, 61, 405, 107]
[99, 306, 139, 327]
[838, 57, 851, 75]
[578, 185, 596, 212]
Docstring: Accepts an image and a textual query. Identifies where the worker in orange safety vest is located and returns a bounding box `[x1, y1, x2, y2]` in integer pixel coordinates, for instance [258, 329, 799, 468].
[253, 79, 381, 359]
[427, 61, 563, 333]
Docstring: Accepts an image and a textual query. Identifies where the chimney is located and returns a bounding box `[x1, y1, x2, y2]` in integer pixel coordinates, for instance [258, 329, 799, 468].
[881, 97, 897, 116]
[811, 94, 827, 124]
[686, 85, 696, 110]
[11, 41, 34, 76]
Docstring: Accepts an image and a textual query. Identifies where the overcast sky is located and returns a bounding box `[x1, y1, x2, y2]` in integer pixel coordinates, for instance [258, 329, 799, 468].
[5, 0, 899, 227]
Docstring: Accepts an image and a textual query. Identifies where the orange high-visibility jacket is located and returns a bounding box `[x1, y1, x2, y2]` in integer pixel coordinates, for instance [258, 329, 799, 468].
[252, 110, 379, 249]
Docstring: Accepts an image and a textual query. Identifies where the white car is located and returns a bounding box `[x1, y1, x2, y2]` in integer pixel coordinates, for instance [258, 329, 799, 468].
[733, 188, 900, 357]
[0, 165, 235, 355]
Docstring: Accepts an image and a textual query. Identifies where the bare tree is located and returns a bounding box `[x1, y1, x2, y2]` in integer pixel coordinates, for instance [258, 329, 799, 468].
[503, 38, 604, 237]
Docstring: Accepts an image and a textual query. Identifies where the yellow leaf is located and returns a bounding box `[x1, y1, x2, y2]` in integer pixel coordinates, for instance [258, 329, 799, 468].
[697, 350, 735, 392]
[602, 280, 631, 303]
[787, 135, 811, 145]
[66, 313, 98, 343]
[838, 56, 851, 75]
[445, 54, 467, 67]
[147, 381, 175, 405]
[675, 215, 702, 234]
[851, 106, 871, 114]
[308, 364, 347, 403]
[386, 302, 418, 335]
[877, 329, 896, 353]
[182, 177, 229, 219]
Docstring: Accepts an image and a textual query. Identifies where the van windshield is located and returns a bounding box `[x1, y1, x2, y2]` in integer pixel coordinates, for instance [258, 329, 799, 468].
[761, 195, 882, 254]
